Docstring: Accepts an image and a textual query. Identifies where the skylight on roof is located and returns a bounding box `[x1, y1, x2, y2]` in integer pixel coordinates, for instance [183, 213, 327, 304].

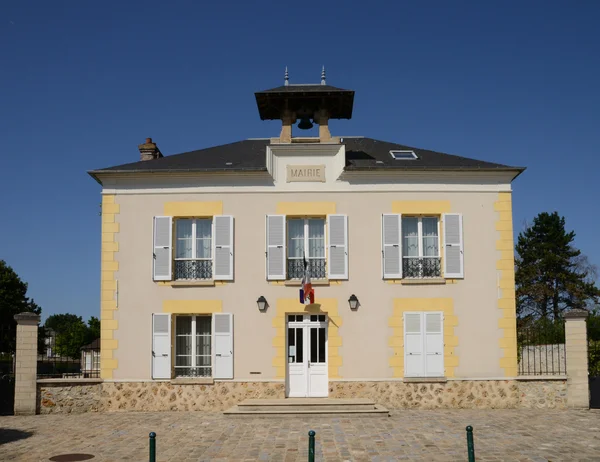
[390, 150, 418, 160]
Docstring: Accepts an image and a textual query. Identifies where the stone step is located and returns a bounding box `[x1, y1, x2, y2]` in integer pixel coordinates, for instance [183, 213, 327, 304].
[224, 404, 389, 416]
[224, 398, 389, 416]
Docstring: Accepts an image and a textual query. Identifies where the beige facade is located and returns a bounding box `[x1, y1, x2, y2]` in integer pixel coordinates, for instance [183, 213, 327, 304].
[95, 142, 519, 387]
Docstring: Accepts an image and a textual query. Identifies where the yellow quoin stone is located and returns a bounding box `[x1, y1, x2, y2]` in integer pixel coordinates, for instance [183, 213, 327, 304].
[164, 201, 223, 216]
[100, 194, 119, 379]
[388, 298, 459, 378]
[162, 300, 223, 314]
[495, 192, 518, 377]
[272, 299, 342, 379]
[276, 202, 336, 216]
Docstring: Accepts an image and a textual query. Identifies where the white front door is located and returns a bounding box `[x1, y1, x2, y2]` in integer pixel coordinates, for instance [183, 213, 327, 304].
[286, 314, 328, 398]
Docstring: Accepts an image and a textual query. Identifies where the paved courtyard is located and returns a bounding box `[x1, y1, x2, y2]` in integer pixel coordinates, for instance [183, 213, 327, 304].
[0, 409, 599, 461]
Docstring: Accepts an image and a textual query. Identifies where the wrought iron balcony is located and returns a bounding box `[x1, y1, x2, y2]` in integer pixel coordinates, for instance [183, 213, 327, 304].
[403, 257, 441, 278]
[287, 258, 326, 280]
[174, 260, 213, 280]
[174, 367, 212, 378]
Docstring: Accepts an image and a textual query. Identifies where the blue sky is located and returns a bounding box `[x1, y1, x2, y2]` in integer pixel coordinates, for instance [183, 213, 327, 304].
[1, 1, 599, 321]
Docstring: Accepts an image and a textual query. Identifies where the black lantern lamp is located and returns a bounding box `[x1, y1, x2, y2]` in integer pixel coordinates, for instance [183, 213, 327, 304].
[257, 296, 268, 312]
[348, 294, 359, 310]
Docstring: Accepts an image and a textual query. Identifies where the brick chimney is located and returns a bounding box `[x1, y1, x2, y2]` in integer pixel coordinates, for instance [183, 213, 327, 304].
[138, 138, 163, 161]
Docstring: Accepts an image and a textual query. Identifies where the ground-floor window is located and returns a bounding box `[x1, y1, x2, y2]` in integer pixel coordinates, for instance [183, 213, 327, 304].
[174, 315, 212, 377]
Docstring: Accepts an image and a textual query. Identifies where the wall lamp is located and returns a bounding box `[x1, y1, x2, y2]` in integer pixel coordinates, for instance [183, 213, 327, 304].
[257, 296, 268, 312]
[348, 294, 360, 310]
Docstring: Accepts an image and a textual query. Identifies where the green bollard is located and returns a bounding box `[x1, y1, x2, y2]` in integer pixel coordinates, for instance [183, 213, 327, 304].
[466, 426, 475, 462]
[308, 430, 315, 462]
[149, 432, 156, 462]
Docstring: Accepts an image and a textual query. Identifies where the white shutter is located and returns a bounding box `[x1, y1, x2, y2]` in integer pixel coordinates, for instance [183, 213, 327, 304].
[327, 214, 348, 279]
[152, 313, 171, 379]
[382, 214, 402, 279]
[153, 216, 172, 281]
[404, 313, 423, 377]
[425, 312, 444, 377]
[266, 215, 286, 280]
[213, 313, 233, 379]
[213, 215, 234, 280]
[443, 213, 464, 278]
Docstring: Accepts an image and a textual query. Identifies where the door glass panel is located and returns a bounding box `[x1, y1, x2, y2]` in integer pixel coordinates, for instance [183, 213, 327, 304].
[318, 328, 326, 363]
[310, 328, 317, 363]
[318, 315, 326, 322]
[288, 315, 295, 323]
[296, 328, 303, 363]
[310, 315, 317, 322]
[288, 327, 295, 363]
[296, 315, 303, 322]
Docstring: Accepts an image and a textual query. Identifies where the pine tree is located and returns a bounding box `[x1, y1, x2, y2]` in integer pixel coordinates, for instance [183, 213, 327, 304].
[516, 212, 600, 319]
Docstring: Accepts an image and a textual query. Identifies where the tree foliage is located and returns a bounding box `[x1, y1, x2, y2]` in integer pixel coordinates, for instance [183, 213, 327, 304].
[516, 212, 600, 320]
[44, 314, 99, 359]
[0, 260, 41, 354]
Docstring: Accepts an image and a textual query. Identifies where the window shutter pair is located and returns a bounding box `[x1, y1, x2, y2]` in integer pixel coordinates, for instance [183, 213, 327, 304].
[152, 313, 233, 380]
[265, 214, 348, 280]
[381, 213, 464, 279]
[152, 216, 234, 281]
[404, 312, 444, 377]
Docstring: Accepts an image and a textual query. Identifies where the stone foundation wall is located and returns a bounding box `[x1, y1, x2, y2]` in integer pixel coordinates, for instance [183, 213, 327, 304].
[329, 379, 567, 409]
[38, 379, 567, 414]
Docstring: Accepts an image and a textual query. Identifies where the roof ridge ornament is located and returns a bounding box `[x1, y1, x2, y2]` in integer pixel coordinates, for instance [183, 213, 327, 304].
[321, 66, 326, 85]
[284, 66, 289, 86]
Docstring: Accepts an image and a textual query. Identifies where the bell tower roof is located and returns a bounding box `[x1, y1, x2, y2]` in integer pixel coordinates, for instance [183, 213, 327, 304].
[254, 83, 355, 121]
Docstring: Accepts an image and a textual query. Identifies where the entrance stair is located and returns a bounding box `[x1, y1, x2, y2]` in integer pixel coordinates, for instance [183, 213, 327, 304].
[223, 398, 389, 416]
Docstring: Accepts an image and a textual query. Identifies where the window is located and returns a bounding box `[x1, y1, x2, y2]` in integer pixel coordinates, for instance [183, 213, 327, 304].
[287, 218, 326, 279]
[390, 150, 418, 160]
[174, 315, 212, 378]
[402, 216, 441, 278]
[175, 219, 212, 280]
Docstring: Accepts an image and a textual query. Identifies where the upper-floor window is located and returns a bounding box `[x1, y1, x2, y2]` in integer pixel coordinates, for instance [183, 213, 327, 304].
[175, 218, 213, 280]
[402, 216, 441, 278]
[287, 218, 326, 279]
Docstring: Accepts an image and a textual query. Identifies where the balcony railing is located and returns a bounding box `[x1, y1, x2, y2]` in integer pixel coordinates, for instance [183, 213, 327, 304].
[174, 260, 213, 280]
[403, 257, 441, 278]
[287, 258, 326, 280]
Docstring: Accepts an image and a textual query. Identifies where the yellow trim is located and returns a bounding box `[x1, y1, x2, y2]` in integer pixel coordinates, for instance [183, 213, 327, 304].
[164, 201, 223, 216]
[495, 192, 517, 376]
[272, 298, 342, 379]
[388, 298, 458, 378]
[100, 194, 119, 379]
[276, 202, 336, 216]
[392, 200, 451, 215]
[162, 300, 222, 314]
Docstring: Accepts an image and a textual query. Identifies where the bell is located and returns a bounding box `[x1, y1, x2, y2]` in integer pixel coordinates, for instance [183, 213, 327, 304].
[297, 117, 313, 130]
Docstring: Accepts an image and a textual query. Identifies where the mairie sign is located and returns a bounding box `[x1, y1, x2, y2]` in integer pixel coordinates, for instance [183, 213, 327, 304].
[286, 165, 326, 183]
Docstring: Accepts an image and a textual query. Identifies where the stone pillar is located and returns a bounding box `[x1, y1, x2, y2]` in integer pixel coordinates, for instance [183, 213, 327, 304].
[315, 109, 332, 142]
[279, 110, 295, 143]
[565, 309, 589, 409]
[14, 312, 41, 415]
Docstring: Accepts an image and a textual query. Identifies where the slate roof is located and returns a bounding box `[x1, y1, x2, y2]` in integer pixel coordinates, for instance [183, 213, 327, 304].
[89, 137, 524, 181]
[257, 84, 352, 94]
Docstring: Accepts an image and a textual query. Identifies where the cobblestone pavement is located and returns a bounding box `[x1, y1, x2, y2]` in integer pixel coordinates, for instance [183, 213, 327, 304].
[1, 410, 599, 461]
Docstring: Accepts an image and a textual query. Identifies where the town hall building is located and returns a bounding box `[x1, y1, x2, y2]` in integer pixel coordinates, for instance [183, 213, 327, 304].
[88, 69, 526, 410]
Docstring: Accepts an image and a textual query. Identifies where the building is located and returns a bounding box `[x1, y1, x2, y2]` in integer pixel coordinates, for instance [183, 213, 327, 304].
[88, 70, 526, 409]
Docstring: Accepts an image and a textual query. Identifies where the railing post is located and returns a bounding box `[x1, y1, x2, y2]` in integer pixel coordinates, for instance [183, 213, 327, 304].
[466, 426, 475, 462]
[149, 432, 156, 462]
[308, 430, 315, 462]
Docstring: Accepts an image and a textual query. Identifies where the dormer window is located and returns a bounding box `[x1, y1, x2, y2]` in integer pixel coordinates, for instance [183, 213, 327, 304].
[390, 150, 418, 160]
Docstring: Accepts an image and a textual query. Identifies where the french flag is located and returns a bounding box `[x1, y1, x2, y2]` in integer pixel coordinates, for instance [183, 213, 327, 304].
[299, 255, 314, 305]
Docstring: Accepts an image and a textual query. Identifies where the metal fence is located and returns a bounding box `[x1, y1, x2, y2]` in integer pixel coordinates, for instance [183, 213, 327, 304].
[38, 330, 100, 379]
[517, 319, 566, 375]
[0, 324, 16, 415]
